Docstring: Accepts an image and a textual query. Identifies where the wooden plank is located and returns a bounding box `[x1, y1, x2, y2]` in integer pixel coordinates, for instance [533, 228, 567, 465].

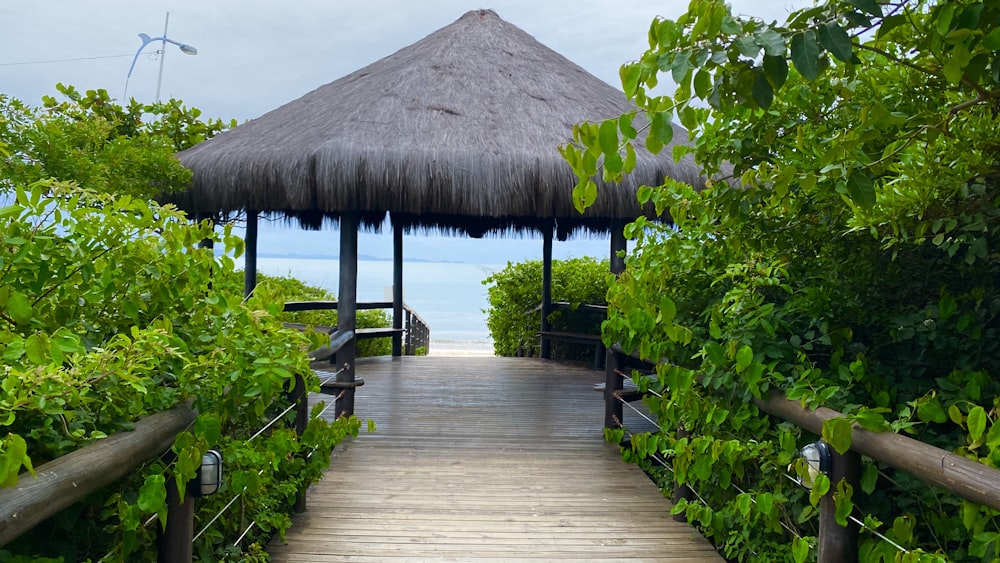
[270, 357, 721, 561]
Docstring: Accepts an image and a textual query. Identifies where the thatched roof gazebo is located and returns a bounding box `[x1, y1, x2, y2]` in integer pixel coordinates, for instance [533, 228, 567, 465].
[173, 9, 707, 418]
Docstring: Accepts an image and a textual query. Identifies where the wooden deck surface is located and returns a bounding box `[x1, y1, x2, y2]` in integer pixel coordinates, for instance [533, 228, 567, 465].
[268, 356, 722, 562]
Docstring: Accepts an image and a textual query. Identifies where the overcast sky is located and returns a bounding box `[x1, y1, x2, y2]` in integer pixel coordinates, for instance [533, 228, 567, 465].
[1, 1, 808, 263]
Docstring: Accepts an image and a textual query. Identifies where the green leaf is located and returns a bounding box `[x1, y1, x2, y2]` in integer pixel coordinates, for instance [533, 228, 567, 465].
[620, 63, 642, 98]
[618, 113, 638, 140]
[917, 397, 948, 423]
[823, 417, 854, 454]
[751, 71, 774, 109]
[949, 404, 964, 425]
[598, 119, 619, 155]
[734, 36, 759, 58]
[24, 333, 50, 365]
[846, 0, 882, 17]
[792, 536, 811, 563]
[968, 406, 987, 443]
[735, 345, 753, 372]
[846, 172, 877, 209]
[6, 291, 33, 325]
[790, 30, 820, 81]
[660, 296, 677, 325]
[671, 51, 692, 85]
[137, 473, 167, 512]
[818, 22, 855, 63]
[834, 480, 854, 526]
[650, 112, 675, 146]
[693, 69, 713, 99]
[860, 463, 878, 494]
[755, 28, 786, 57]
[572, 178, 598, 213]
[762, 56, 789, 89]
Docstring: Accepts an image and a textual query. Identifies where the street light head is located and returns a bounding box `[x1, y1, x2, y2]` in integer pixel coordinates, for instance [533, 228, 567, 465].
[179, 44, 198, 56]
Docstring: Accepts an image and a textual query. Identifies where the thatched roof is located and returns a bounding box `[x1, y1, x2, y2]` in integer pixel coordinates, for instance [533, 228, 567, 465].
[173, 9, 706, 237]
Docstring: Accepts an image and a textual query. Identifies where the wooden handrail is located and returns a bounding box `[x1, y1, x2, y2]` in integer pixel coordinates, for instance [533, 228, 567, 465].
[755, 390, 1000, 512]
[284, 300, 403, 312]
[608, 344, 1000, 512]
[307, 329, 356, 363]
[284, 300, 429, 356]
[0, 404, 196, 547]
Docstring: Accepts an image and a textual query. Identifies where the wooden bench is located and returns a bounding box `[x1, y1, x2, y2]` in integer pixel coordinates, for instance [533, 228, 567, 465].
[539, 330, 605, 368]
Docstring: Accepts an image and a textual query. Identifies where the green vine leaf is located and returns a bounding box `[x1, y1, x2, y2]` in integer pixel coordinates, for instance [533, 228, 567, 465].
[790, 30, 821, 81]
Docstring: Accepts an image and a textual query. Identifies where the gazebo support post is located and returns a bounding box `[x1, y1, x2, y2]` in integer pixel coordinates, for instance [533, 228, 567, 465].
[604, 219, 627, 428]
[244, 209, 258, 299]
[540, 220, 554, 359]
[335, 212, 360, 418]
[392, 218, 404, 357]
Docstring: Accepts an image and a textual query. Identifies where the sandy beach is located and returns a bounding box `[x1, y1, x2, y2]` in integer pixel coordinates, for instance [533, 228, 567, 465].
[427, 340, 494, 357]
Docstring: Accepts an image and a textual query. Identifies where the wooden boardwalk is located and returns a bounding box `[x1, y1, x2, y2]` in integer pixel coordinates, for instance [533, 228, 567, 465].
[268, 356, 722, 562]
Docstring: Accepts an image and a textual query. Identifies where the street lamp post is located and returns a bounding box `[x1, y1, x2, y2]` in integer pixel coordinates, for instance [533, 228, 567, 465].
[124, 11, 197, 102]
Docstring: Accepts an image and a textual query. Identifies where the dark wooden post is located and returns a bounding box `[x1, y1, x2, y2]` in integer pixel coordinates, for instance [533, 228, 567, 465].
[157, 482, 193, 563]
[392, 219, 404, 357]
[604, 219, 627, 428]
[289, 372, 309, 512]
[540, 220, 553, 359]
[818, 450, 862, 563]
[244, 209, 258, 300]
[405, 310, 414, 355]
[335, 212, 359, 419]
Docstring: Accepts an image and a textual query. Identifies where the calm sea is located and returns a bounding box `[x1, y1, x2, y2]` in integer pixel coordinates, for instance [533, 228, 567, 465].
[254, 257, 503, 345]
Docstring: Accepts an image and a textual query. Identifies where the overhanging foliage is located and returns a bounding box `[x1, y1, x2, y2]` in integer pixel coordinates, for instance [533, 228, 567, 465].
[565, 0, 999, 560]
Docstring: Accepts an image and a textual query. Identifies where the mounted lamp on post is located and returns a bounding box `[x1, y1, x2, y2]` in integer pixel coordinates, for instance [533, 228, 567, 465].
[192, 449, 223, 497]
[797, 440, 832, 489]
[796, 439, 861, 563]
[157, 449, 222, 562]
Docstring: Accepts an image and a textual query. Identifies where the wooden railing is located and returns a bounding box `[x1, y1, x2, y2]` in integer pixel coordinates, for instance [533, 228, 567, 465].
[283, 300, 430, 356]
[603, 345, 1000, 563]
[533, 301, 607, 368]
[0, 373, 313, 562]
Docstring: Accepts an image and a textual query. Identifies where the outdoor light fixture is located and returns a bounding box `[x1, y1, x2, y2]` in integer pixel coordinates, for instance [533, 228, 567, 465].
[123, 12, 198, 102]
[797, 440, 831, 489]
[192, 449, 223, 497]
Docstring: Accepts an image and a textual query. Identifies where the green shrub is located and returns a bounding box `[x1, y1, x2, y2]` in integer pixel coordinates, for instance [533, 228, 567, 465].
[0, 184, 358, 561]
[217, 271, 393, 358]
[484, 257, 609, 361]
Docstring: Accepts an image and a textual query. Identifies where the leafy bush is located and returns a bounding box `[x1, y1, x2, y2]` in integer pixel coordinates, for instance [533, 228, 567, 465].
[483, 257, 609, 361]
[564, 1, 1000, 561]
[0, 183, 359, 561]
[0, 87, 367, 560]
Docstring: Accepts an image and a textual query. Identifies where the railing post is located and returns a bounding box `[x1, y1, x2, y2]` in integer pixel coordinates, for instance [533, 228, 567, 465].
[604, 349, 624, 428]
[289, 372, 309, 513]
[818, 449, 861, 563]
[604, 219, 627, 428]
[405, 310, 413, 355]
[392, 220, 404, 357]
[244, 209, 258, 300]
[157, 481, 193, 563]
[540, 221, 553, 359]
[335, 212, 359, 419]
